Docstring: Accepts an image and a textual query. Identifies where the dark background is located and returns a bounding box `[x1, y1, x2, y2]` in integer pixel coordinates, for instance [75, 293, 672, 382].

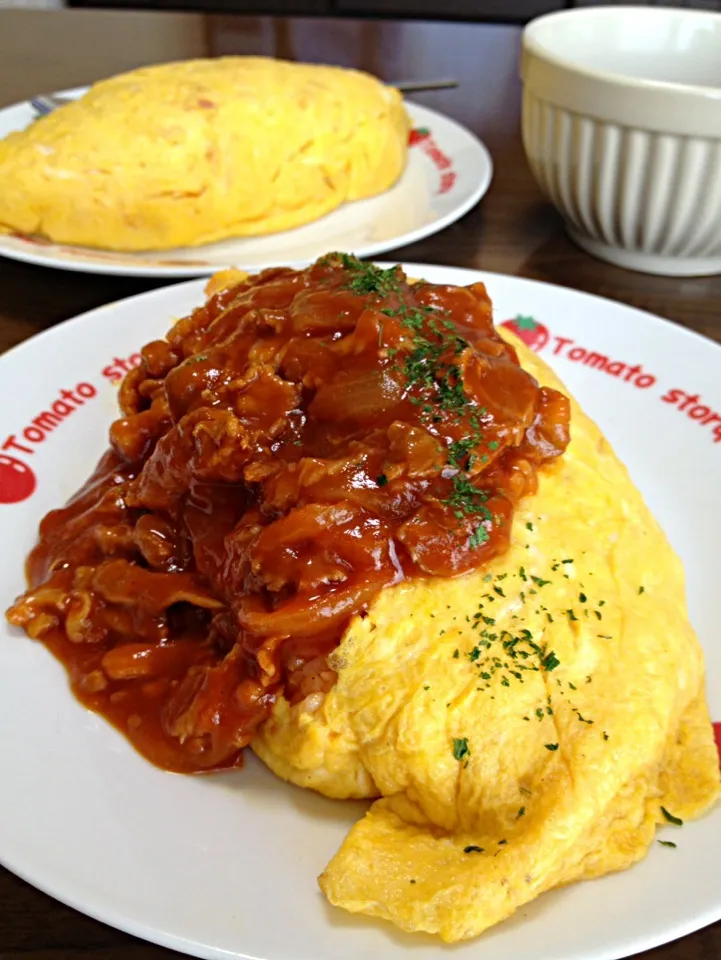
[67, 0, 721, 23]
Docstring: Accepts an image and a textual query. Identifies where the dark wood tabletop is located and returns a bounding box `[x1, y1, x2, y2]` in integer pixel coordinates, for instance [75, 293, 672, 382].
[0, 8, 719, 960]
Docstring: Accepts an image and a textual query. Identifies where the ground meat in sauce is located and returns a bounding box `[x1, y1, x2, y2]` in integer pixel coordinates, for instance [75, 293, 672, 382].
[6, 254, 571, 773]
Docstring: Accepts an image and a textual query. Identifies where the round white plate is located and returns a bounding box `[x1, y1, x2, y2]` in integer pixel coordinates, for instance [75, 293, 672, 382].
[0, 265, 719, 960]
[0, 92, 492, 277]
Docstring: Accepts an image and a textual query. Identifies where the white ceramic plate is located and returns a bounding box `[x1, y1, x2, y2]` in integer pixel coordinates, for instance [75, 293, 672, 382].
[0, 265, 719, 960]
[0, 93, 492, 277]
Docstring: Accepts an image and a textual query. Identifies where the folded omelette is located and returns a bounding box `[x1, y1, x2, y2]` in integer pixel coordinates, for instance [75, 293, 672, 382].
[253, 333, 720, 941]
[0, 58, 408, 251]
[7, 257, 718, 944]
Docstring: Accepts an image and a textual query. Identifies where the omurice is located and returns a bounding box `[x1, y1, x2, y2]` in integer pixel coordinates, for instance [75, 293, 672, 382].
[7, 254, 719, 943]
[0, 58, 409, 251]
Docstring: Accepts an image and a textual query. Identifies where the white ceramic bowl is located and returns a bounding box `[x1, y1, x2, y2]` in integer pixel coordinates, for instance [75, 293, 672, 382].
[521, 6, 721, 276]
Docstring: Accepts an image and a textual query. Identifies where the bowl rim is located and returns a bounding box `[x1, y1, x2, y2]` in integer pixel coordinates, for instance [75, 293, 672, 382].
[522, 4, 721, 101]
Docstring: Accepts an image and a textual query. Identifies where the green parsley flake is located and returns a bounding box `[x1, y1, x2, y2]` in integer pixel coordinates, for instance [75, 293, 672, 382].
[658, 840, 677, 848]
[376, 474, 389, 487]
[464, 845, 484, 854]
[545, 743, 559, 751]
[341, 255, 399, 295]
[661, 807, 683, 826]
[541, 650, 560, 672]
[448, 437, 475, 467]
[469, 524, 490, 549]
[453, 737, 471, 761]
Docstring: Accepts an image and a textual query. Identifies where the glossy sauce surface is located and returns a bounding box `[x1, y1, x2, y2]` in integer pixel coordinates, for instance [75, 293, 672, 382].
[7, 257, 570, 772]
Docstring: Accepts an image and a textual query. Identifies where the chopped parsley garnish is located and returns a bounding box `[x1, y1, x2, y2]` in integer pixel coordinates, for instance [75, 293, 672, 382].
[658, 840, 677, 848]
[341, 255, 399, 295]
[526, 522, 534, 531]
[376, 473, 388, 487]
[453, 737, 471, 761]
[517, 806, 526, 818]
[638, 585, 645, 594]
[443, 474, 491, 521]
[541, 650, 560, 672]
[337, 255, 498, 545]
[448, 437, 475, 467]
[464, 845, 484, 854]
[469, 525, 490, 549]
[545, 743, 559, 751]
[661, 807, 683, 826]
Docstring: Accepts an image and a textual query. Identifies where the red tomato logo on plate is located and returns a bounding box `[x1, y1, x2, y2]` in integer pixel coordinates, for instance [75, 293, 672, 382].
[500, 315, 550, 352]
[409, 127, 430, 147]
[0, 454, 36, 504]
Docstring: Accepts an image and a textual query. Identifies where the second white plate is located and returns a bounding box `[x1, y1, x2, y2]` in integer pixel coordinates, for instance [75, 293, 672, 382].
[0, 96, 492, 277]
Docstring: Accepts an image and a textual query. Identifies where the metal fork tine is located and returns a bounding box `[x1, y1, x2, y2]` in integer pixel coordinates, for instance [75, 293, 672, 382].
[30, 94, 71, 116]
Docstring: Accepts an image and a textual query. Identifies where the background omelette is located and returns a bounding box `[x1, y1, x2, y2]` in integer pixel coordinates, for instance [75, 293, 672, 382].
[253, 334, 720, 942]
[0, 57, 409, 251]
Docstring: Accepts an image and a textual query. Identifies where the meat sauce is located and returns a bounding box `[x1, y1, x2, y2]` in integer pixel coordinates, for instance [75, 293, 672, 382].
[6, 255, 570, 773]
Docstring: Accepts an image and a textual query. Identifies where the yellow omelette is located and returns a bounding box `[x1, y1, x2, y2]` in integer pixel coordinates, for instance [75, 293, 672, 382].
[0, 57, 409, 251]
[252, 334, 720, 942]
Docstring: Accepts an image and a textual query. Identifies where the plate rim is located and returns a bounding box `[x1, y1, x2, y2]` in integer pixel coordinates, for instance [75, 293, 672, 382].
[0, 96, 493, 278]
[1, 263, 719, 376]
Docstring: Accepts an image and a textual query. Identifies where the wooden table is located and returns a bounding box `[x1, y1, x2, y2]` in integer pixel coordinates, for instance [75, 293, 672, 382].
[0, 9, 719, 960]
